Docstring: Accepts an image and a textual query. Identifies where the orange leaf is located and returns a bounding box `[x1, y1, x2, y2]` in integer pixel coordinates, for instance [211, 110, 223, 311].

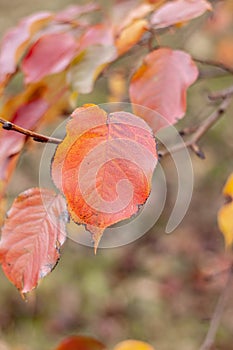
[150, 0, 212, 29]
[0, 188, 67, 294]
[113, 340, 155, 350]
[52, 104, 158, 250]
[22, 32, 78, 84]
[218, 173, 233, 247]
[129, 48, 198, 132]
[55, 336, 105, 350]
[116, 19, 148, 56]
[0, 11, 52, 90]
[216, 37, 233, 67]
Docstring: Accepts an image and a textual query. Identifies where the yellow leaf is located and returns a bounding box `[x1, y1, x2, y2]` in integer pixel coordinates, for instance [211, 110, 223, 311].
[108, 72, 126, 103]
[218, 203, 233, 247]
[223, 172, 233, 197]
[113, 340, 155, 350]
[218, 172, 233, 247]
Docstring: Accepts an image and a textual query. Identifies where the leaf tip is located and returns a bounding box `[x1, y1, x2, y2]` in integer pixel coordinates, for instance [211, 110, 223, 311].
[89, 226, 104, 255]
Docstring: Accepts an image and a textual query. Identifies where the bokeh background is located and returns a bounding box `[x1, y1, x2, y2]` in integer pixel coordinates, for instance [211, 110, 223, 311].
[0, 0, 233, 349]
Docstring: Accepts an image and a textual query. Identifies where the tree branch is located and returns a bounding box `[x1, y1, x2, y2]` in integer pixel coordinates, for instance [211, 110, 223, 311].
[159, 97, 232, 158]
[209, 85, 233, 101]
[0, 118, 62, 144]
[194, 57, 233, 76]
[199, 264, 233, 350]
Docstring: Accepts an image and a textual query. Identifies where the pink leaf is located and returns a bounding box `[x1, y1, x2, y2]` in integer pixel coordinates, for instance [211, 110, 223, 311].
[22, 32, 77, 83]
[0, 12, 52, 87]
[0, 188, 67, 294]
[129, 48, 199, 132]
[150, 0, 212, 29]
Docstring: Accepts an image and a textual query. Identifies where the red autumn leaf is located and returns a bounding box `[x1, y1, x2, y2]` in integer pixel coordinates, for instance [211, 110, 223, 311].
[52, 104, 157, 250]
[0, 188, 67, 294]
[129, 48, 198, 132]
[0, 11, 52, 89]
[54, 3, 100, 22]
[22, 32, 78, 84]
[150, 0, 212, 29]
[55, 336, 105, 350]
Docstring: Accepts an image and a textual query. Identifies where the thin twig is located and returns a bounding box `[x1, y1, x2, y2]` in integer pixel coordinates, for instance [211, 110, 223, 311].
[209, 85, 233, 101]
[204, 266, 231, 283]
[159, 97, 232, 158]
[199, 265, 233, 350]
[194, 57, 233, 76]
[0, 118, 62, 144]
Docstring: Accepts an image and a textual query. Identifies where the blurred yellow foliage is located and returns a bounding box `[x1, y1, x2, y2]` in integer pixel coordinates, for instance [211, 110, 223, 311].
[218, 172, 233, 247]
[113, 340, 155, 350]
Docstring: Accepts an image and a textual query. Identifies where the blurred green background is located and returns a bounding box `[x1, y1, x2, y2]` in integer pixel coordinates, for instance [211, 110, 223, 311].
[0, 1, 233, 349]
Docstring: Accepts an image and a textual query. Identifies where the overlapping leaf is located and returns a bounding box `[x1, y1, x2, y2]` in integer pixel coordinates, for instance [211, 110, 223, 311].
[0, 188, 67, 294]
[55, 336, 106, 350]
[52, 104, 158, 250]
[54, 337, 155, 350]
[129, 48, 199, 132]
[116, 19, 148, 56]
[0, 96, 49, 223]
[150, 0, 212, 29]
[0, 12, 52, 90]
[0, 97, 48, 181]
[68, 24, 117, 94]
[116, 3, 154, 32]
[218, 173, 233, 247]
[111, 0, 164, 33]
[112, 0, 165, 56]
[0, 74, 71, 223]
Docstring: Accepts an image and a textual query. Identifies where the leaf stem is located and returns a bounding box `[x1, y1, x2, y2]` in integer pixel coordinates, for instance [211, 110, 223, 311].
[0, 118, 62, 144]
[199, 264, 233, 350]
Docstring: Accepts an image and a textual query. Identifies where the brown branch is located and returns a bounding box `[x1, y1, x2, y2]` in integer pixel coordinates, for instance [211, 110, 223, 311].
[209, 85, 233, 101]
[199, 265, 233, 350]
[0, 118, 62, 144]
[194, 57, 233, 76]
[159, 97, 232, 158]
